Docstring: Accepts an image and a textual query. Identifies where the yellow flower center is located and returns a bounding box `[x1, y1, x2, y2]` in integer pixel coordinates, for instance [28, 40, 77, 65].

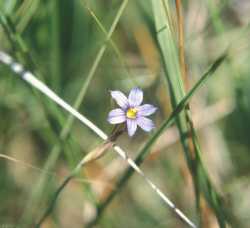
[126, 108, 138, 119]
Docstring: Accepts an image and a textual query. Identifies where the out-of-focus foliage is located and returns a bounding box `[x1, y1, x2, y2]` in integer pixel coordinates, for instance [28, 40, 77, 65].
[0, 0, 250, 227]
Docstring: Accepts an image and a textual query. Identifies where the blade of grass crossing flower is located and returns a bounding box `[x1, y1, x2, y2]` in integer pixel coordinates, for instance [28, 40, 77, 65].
[0, 51, 196, 228]
[84, 51, 226, 228]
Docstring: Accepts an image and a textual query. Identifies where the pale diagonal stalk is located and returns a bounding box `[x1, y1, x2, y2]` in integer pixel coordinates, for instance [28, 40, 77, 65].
[19, 0, 129, 223]
[85, 52, 226, 228]
[0, 154, 55, 175]
[0, 50, 202, 228]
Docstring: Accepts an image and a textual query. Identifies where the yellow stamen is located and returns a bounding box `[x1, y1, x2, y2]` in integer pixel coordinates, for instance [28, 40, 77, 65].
[126, 108, 138, 119]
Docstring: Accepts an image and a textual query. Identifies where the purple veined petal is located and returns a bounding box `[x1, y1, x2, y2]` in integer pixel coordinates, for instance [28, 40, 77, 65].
[128, 87, 143, 107]
[137, 104, 157, 117]
[126, 119, 137, 137]
[107, 109, 126, 124]
[110, 90, 129, 110]
[136, 116, 155, 132]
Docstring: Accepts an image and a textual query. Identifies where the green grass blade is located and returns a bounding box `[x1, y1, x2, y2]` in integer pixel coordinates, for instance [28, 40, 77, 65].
[152, 1, 228, 226]
[82, 2, 133, 80]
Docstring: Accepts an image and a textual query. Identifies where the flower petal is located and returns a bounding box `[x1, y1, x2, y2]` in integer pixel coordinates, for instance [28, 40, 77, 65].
[136, 116, 155, 132]
[110, 90, 129, 109]
[107, 109, 126, 124]
[137, 104, 157, 116]
[128, 87, 143, 107]
[127, 119, 137, 137]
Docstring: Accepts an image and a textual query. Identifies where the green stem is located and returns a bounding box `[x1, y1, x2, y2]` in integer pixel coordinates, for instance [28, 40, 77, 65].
[35, 174, 74, 228]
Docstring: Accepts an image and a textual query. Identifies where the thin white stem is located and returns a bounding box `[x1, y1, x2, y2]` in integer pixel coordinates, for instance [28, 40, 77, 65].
[0, 51, 196, 228]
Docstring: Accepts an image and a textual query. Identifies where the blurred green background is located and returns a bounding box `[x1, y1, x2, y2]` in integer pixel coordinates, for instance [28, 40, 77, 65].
[0, 0, 250, 227]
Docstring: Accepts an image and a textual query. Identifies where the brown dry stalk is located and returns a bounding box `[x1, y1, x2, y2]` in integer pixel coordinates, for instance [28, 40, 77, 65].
[175, 0, 204, 225]
[175, 0, 189, 91]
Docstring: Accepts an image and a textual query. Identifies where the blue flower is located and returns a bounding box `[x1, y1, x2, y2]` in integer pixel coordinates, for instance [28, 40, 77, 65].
[107, 87, 157, 137]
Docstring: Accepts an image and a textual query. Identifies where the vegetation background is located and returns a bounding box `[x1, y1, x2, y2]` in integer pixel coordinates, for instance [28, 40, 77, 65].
[0, 0, 250, 227]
